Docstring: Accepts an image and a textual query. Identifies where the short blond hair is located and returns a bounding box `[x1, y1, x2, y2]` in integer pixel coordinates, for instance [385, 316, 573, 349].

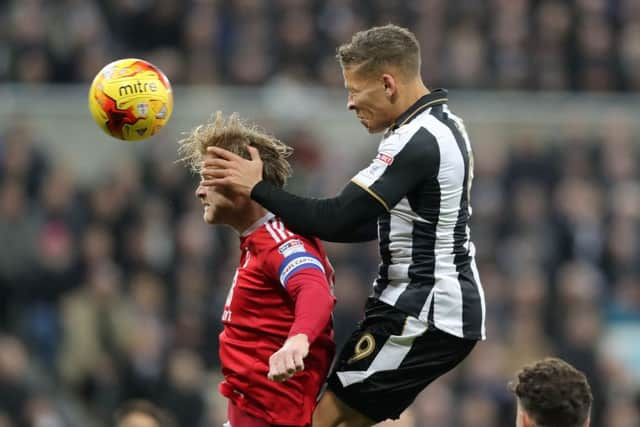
[178, 111, 292, 188]
[336, 24, 421, 79]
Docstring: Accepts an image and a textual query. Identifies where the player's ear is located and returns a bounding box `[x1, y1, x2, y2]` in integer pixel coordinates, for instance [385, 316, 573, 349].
[382, 74, 396, 98]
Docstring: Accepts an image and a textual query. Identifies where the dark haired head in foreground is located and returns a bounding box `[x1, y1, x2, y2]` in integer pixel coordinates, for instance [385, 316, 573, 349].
[511, 357, 593, 427]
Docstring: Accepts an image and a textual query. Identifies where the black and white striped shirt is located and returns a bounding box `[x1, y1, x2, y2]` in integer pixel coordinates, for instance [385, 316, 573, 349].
[351, 89, 486, 340]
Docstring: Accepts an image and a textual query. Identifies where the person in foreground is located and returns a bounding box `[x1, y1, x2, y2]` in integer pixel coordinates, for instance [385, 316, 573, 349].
[179, 112, 336, 427]
[511, 357, 593, 427]
[201, 24, 486, 426]
[114, 400, 175, 427]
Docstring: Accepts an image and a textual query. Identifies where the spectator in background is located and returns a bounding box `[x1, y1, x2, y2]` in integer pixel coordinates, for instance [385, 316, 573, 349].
[57, 262, 132, 418]
[158, 349, 206, 427]
[0, 336, 32, 427]
[0, 179, 40, 308]
[0, 414, 13, 427]
[3, 0, 640, 91]
[114, 400, 175, 427]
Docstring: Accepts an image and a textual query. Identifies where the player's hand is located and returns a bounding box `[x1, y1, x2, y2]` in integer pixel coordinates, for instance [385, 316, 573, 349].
[268, 334, 309, 382]
[201, 146, 263, 197]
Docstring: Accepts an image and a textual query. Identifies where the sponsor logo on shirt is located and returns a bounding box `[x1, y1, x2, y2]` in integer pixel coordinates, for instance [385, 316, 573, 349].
[375, 152, 394, 165]
[278, 239, 305, 257]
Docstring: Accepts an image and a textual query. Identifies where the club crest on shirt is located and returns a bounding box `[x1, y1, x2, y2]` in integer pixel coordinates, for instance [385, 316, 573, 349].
[375, 152, 394, 165]
[278, 239, 305, 257]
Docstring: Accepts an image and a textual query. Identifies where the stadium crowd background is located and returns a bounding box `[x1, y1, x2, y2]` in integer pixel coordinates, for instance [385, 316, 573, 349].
[3, 0, 640, 90]
[1, 0, 639, 426]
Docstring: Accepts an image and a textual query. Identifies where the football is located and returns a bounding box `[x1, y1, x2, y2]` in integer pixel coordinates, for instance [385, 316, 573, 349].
[88, 58, 173, 141]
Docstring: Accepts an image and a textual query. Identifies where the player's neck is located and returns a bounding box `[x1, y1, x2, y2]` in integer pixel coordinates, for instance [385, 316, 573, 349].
[397, 79, 429, 115]
[230, 204, 268, 235]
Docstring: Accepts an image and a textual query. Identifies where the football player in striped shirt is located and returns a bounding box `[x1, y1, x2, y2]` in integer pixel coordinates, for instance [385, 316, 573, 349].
[179, 112, 336, 427]
[201, 24, 485, 426]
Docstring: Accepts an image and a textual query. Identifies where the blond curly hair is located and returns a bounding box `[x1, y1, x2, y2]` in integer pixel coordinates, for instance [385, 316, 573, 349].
[178, 111, 293, 188]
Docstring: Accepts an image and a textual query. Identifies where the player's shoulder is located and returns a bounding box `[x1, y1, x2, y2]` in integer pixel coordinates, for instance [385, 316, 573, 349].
[383, 116, 440, 151]
[251, 216, 320, 255]
[401, 114, 441, 140]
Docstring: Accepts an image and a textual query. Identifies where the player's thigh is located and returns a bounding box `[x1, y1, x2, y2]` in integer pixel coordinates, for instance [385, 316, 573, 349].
[312, 390, 375, 427]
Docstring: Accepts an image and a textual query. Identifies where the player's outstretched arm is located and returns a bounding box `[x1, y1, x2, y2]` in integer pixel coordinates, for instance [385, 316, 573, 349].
[202, 146, 384, 242]
[252, 180, 382, 242]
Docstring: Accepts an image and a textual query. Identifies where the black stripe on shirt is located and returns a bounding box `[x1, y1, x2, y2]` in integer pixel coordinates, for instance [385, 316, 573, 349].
[373, 214, 391, 296]
[396, 218, 439, 315]
[369, 128, 440, 210]
[442, 114, 483, 337]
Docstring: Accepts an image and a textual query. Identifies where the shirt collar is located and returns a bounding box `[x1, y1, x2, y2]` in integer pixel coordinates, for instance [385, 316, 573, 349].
[241, 211, 275, 238]
[389, 88, 448, 132]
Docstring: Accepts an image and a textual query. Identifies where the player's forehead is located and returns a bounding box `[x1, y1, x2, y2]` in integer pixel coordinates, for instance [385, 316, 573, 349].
[343, 67, 379, 91]
[343, 67, 364, 88]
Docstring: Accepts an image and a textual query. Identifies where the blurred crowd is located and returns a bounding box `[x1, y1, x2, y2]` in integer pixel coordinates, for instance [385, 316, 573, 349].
[2, 0, 640, 91]
[0, 112, 639, 427]
[1, 0, 640, 426]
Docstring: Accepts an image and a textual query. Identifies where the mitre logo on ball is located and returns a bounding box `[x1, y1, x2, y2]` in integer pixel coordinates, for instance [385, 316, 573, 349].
[88, 58, 173, 141]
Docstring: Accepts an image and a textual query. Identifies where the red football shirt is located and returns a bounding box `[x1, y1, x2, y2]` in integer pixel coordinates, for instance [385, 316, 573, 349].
[218, 213, 336, 426]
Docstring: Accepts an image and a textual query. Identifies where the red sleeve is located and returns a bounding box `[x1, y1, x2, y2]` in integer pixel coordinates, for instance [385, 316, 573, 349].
[258, 227, 335, 344]
[285, 268, 335, 344]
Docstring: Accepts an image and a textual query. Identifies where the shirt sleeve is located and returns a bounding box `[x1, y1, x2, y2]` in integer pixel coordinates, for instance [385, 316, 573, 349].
[251, 180, 382, 242]
[262, 236, 335, 344]
[285, 269, 334, 343]
[351, 127, 440, 210]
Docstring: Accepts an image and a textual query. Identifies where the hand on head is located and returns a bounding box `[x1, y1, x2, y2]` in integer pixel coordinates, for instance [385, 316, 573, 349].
[200, 145, 263, 197]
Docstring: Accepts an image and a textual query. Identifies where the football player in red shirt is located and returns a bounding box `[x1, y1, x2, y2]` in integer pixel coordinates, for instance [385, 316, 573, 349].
[179, 112, 336, 427]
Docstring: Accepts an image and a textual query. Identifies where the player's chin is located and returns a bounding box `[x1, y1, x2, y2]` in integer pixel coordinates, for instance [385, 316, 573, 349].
[363, 121, 385, 134]
[203, 210, 217, 224]
[367, 126, 385, 134]
[359, 119, 373, 133]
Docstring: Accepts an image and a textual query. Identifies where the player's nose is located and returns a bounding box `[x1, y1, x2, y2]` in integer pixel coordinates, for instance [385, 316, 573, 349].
[347, 99, 356, 111]
[195, 184, 206, 199]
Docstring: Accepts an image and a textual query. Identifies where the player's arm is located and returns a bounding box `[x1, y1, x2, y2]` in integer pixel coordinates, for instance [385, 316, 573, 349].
[202, 146, 381, 242]
[252, 128, 439, 238]
[268, 268, 334, 382]
[251, 181, 381, 242]
[265, 246, 335, 382]
[203, 131, 437, 241]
